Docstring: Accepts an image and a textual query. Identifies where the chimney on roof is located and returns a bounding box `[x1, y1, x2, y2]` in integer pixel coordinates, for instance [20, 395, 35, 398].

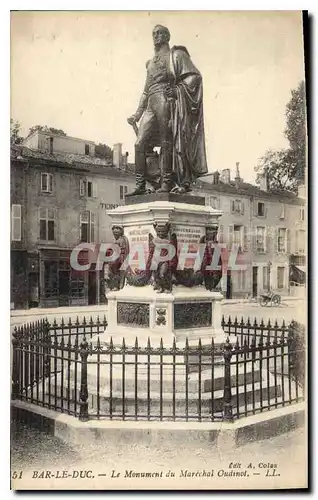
[235, 161, 242, 188]
[220, 168, 230, 184]
[259, 171, 269, 192]
[213, 171, 220, 184]
[122, 151, 129, 168]
[113, 143, 123, 168]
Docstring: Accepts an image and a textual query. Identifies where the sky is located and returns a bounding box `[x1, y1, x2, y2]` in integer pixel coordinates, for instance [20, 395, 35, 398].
[10, 11, 305, 183]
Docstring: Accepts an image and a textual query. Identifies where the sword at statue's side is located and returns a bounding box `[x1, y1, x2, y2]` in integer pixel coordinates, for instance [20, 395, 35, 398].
[130, 122, 139, 136]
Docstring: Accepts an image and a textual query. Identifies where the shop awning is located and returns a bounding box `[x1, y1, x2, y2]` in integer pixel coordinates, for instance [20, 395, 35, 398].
[290, 264, 306, 284]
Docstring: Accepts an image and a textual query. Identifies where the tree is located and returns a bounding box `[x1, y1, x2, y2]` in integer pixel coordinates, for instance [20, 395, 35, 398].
[255, 81, 307, 192]
[255, 148, 298, 192]
[28, 125, 67, 137]
[10, 119, 24, 145]
[95, 143, 112, 160]
[284, 80, 306, 182]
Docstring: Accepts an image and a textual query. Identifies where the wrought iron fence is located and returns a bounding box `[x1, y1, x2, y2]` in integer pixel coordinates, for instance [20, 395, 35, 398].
[11, 316, 304, 423]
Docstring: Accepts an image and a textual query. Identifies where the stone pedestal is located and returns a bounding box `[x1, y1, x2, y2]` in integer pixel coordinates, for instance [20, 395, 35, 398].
[99, 194, 226, 347]
[105, 285, 224, 346]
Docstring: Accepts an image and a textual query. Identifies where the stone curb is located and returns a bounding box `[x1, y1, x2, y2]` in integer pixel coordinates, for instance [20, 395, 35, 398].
[11, 400, 305, 451]
[10, 306, 106, 318]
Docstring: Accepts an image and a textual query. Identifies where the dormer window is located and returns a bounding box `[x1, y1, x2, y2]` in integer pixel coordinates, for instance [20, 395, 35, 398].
[231, 199, 244, 215]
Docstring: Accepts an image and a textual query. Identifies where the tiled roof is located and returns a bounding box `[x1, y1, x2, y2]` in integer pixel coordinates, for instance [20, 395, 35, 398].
[11, 145, 136, 179]
[195, 178, 303, 205]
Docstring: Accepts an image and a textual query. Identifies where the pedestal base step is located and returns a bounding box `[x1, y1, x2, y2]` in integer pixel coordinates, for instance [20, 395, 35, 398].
[37, 369, 302, 420]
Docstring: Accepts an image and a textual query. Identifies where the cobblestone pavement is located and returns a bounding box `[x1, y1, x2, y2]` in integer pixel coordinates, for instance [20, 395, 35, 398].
[11, 421, 307, 489]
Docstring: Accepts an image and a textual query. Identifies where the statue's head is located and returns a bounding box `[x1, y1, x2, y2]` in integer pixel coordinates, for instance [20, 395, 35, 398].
[152, 25, 170, 47]
[206, 225, 218, 241]
[112, 225, 124, 239]
[153, 222, 170, 239]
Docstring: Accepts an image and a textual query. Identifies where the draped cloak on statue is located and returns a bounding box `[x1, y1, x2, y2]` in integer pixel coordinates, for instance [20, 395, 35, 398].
[169, 46, 208, 185]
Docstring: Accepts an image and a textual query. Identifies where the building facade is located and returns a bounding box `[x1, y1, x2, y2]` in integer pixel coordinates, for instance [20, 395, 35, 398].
[11, 134, 306, 308]
[194, 167, 306, 299]
[10, 133, 135, 309]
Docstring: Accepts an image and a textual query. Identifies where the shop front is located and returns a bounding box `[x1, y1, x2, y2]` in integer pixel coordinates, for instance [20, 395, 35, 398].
[39, 248, 89, 308]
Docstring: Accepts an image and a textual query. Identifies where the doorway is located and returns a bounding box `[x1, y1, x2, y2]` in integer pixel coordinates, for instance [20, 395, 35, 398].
[88, 271, 97, 305]
[226, 271, 232, 299]
[28, 272, 39, 308]
[59, 270, 70, 306]
[252, 266, 258, 298]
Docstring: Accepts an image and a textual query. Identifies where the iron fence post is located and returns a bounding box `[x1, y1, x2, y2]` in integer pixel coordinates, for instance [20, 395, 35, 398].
[223, 337, 233, 422]
[79, 336, 89, 421]
[11, 327, 19, 399]
[288, 320, 305, 389]
[43, 319, 51, 377]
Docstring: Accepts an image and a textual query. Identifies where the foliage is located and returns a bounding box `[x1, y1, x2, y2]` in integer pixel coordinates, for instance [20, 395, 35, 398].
[28, 125, 67, 136]
[255, 81, 307, 193]
[10, 119, 24, 145]
[255, 149, 299, 192]
[95, 142, 113, 160]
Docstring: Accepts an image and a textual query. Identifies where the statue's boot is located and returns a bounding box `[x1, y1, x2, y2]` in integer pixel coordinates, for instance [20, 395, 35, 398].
[156, 144, 174, 193]
[128, 148, 147, 196]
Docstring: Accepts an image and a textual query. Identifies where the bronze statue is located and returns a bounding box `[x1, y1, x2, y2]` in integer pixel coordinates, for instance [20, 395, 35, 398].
[149, 222, 177, 293]
[106, 226, 129, 291]
[200, 225, 223, 291]
[127, 25, 208, 195]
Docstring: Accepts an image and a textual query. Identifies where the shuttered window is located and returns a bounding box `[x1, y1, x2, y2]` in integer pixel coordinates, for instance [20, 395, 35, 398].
[41, 173, 53, 193]
[39, 208, 56, 241]
[80, 211, 95, 243]
[278, 228, 287, 253]
[11, 204, 22, 241]
[80, 179, 98, 198]
[277, 267, 285, 289]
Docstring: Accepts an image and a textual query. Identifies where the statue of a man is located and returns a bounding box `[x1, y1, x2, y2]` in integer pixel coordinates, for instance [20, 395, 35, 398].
[127, 25, 208, 195]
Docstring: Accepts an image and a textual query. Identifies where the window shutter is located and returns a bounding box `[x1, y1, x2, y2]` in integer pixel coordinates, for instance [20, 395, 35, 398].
[218, 224, 224, 243]
[41, 173, 47, 191]
[252, 226, 257, 252]
[265, 226, 269, 253]
[241, 202, 244, 215]
[228, 224, 234, 247]
[90, 212, 95, 242]
[48, 174, 53, 192]
[274, 227, 279, 254]
[243, 226, 248, 251]
[80, 180, 85, 197]
[12, 204, 22, 241]
[231, 200, 235, 213]
[294, 230, 298, 254]
[93, 182, 98, 198]
[286, 229, 291, 254]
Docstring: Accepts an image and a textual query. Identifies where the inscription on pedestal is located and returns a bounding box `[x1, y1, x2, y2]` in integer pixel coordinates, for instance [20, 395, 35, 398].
[117, 302, 150, 327]
[174, 302, 212, 329]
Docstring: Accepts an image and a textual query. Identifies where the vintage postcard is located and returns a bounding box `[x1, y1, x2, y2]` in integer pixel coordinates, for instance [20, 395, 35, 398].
[10, 10, 307, 490]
